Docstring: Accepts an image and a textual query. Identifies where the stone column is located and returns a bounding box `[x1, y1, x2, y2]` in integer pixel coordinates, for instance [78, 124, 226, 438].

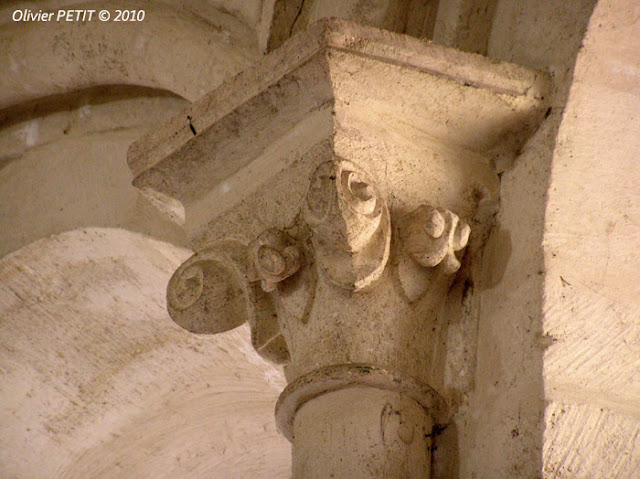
[292, 388, 433, 479]
[128, 18, 549, 478]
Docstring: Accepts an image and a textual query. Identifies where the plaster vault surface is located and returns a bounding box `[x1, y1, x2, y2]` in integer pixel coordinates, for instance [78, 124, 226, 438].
[0, 228, 290, 478]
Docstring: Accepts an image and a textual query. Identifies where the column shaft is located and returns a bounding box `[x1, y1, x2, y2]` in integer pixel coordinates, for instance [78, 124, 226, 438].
[292, 387, 432, 479]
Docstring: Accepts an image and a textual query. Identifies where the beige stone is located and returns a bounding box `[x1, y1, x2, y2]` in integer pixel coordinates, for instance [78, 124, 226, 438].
[130, 18, 549, 478]
[0, 1, 259, 109]
[293, 387, 433, 479]
[129, 18, 548, 244]
[0, 228, 290, 478]
[2, 1, 640, 477]
[541, 0, 640, 476]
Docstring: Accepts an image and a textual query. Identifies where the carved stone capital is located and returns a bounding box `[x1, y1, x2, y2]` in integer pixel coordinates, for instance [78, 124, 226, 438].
[250, 228, 302, 292]
[131, 18, 550, 478]
[164, 161, 472, 476]
[404, 205, 470, 274]
[395, 205, 471, 302]
[167, 241, 253, 335]
[166, 157, 470, 385]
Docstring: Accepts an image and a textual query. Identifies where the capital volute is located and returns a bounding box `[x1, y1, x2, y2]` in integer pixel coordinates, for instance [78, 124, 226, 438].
[403, 205, 471, 274]
[166, 239, 291, 364]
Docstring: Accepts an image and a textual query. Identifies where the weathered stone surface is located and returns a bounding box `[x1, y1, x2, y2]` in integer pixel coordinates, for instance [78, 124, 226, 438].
[0, 1, 260, 110]
[0, 88, 189, 256]
[129, 18, 550, 479]
[459, 1, 601, 477]
[0, 0, 269, 257]
[293, 387, 433, 479]
[3, 1, 639, 477]
[128, 18, 549, 246]
[543, 401, 640, 478]
[268, 0, 441, 50]
[432, 0, 497, 55]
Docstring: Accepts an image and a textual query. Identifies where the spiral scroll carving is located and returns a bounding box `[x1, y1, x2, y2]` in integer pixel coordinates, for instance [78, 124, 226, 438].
[249, 229, 302, 292]
[166, 241, 255, 335]
[166, 161, 472, 367]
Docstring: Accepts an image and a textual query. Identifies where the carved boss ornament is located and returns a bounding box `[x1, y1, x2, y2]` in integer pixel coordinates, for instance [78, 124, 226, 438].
[166, 158, 470, 362]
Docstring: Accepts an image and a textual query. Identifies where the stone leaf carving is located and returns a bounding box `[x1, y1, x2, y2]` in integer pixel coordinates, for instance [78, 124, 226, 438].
[166, 240, 290, 364]
[396, 205, 470, 302]
[303, 159, 390, 291]
[404, 205, 470, 274]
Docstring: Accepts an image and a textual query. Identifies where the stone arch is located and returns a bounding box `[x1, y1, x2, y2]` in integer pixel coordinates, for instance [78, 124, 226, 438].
[0, 0, 260, 109]
[0, 85, 191, 256]
[0, 0, 266, 255]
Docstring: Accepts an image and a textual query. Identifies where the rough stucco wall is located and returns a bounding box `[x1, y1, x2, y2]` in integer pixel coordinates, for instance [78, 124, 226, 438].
[0, 228, 290, 478]
[460, 0, 598, 477]
[541, 1, 640, 476]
